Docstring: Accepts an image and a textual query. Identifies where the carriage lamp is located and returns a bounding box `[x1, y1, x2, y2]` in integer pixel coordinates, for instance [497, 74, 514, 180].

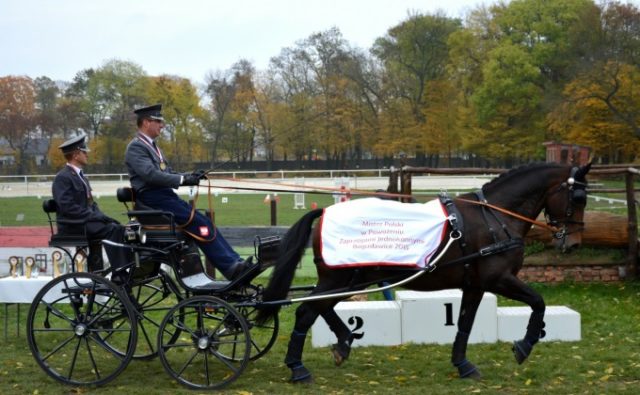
[124, 220, 146, 244]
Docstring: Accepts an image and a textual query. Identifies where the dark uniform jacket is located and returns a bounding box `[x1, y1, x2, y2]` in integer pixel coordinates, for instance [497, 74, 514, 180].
[124, 134, 182, 194]
[52, 165, 129, 272]
[52, 165, 111, 233]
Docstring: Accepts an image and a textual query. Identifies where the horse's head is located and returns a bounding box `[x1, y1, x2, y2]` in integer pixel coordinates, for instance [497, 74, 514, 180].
[544, 163, 591, 252]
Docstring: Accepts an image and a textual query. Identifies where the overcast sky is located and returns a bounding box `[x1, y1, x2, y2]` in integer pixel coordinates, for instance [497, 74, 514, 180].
[1, 0, 487, 85]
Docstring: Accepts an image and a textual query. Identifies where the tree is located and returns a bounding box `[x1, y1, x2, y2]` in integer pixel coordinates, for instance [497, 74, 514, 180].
[452, 0, 596, 162]
[549, 61, 640, 161]
[547, 1, 640, 161]
[372, 12, 462, 163]
[0, 76, 38, 173]
[145, 75, 204, 168]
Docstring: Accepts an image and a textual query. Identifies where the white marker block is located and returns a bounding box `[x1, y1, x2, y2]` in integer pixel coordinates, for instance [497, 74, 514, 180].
[396, 290, 498, 344]
[311, 301, 401, 348]
[497, 306, 581, 342]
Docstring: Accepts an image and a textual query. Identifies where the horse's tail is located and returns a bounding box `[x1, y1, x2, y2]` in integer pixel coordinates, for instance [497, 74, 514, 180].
[256, 208, 324, 324]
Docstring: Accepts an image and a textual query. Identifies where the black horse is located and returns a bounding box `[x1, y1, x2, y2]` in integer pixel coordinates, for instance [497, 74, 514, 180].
[257, 162, 591, 382]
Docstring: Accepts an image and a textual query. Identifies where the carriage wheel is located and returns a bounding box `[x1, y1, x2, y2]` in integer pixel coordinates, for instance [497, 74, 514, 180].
[26, 272, 137, 387]
[157, 295, 251, 390]
[131, 273, 183, 360]
[238, 306, 279, 361]
[96, 272, 183, 360]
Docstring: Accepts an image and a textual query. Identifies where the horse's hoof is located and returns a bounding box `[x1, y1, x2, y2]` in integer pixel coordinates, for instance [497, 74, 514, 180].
[465, 369, 482, 380]
[332, 348, 345, 366]
[512, 339, 532, 364]
[290, 365, 313, 384]
[455, 359, 481, 379]
[331, 342, 351, 366]
[292, 375, 314, 384]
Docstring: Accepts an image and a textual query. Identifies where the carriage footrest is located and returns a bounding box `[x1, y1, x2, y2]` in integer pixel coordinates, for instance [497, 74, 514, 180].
[182, 273, 230, 291]
[255, 235, 281, 268]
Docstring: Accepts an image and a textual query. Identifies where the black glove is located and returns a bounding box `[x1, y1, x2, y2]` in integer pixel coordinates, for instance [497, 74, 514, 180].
[193, 169, 208, 180]
[181, 173, 201, 186]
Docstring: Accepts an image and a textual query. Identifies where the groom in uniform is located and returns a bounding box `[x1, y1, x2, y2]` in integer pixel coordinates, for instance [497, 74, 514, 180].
[52, 134, 130, 273]
[124, 104, 252, 280]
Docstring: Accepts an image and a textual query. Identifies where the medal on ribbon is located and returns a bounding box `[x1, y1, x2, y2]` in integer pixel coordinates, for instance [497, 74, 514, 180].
[137, 134, 167, 171]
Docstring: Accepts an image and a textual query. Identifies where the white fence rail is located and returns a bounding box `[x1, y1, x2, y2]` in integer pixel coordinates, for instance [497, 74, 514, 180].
[0, 169, 497, 198]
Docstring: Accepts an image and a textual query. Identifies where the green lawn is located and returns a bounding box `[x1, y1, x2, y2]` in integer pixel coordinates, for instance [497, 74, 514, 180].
[1, 281, 639, 394]
[0, 193, 339, 227]
[0, 188, 630, 227]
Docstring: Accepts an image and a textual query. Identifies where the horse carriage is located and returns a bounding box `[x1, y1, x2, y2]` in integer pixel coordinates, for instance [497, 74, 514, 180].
[27, 187, 281, 390]
[26, 162, 591, 390]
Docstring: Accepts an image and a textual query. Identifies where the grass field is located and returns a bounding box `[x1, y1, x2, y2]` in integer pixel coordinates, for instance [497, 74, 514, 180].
[0, 189, 631, 227]
[1, 280, 639, 394]
[0, 193, 341, 227]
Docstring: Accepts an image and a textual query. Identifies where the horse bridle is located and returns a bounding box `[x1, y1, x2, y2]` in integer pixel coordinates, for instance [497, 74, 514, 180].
[457, 167, 587, 240]
[543, 167, 588, 241]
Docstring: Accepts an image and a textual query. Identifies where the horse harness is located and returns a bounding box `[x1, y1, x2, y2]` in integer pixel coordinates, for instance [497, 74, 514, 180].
[437, 192, 524, 287]
[432, 166, 587, 280]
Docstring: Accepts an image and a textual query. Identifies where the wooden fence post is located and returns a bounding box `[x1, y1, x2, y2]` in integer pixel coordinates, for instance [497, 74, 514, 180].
[270, 199, 277, 226]
[625, 169, 638, 279]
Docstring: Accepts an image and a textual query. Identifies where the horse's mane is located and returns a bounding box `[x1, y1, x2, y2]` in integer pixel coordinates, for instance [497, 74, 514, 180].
[482, 162, 566, 192]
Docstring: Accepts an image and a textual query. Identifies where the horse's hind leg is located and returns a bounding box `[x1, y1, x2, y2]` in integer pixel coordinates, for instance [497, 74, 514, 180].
[284, 300, 349, 383]
[451, 288, 484, 379]
[490, 274, 546, 364]
[321, 308, 353, 366]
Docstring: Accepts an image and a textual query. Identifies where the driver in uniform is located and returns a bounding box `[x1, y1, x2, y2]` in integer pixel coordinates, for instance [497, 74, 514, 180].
[124, 104, 253, 280]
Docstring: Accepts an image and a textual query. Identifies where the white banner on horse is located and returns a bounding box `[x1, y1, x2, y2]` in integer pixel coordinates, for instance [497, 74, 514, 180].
[320, 198, 448, 268]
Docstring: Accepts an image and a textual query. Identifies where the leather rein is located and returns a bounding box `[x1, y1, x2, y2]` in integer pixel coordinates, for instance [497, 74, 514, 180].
[455, 197, 561, 235]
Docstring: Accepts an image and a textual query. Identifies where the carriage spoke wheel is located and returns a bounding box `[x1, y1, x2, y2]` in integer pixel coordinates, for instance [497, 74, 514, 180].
[26, 272, 138, 387]
[238, 306, 278, 361]
[158, 295, 251, 390]
[115, 273, 183, 360]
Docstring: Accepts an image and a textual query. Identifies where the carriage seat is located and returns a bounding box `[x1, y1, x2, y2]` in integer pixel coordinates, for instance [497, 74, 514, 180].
[117, 187, 181, 243]
[42, 199, 89, 248]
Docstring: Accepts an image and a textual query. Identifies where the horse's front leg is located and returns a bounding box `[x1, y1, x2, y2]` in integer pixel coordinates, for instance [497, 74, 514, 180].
[490, 274, 546, 364]
[451, 288, 484, 379]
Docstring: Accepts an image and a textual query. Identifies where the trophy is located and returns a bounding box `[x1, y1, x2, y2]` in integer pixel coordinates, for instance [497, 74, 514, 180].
[25, 257, 35, 279]
[52, 251, 63, 278]
[9, 256, 18, 278]
[35, 253, 47, 275]
[75, 250, 87, 272]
